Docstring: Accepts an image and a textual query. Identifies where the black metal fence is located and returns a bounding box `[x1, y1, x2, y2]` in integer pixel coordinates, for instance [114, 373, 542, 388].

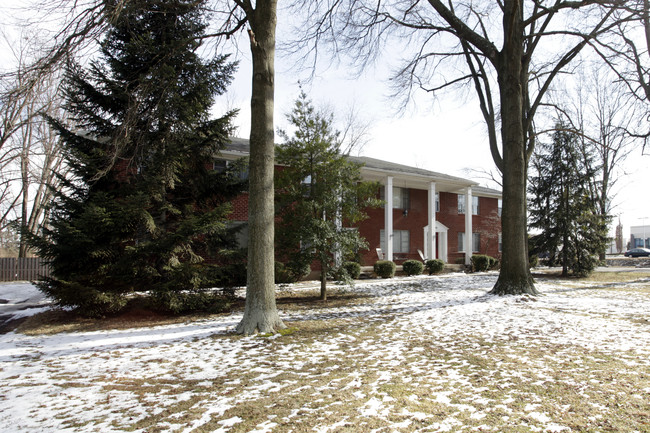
[0, 258, 50, 282]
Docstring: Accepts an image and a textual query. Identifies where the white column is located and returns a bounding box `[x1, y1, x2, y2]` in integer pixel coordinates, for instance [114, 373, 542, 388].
[334, 195, 342, 267]
[428, 182, 437, 260]
[385, 177, 393, 261]
[465, 187, 473, 265]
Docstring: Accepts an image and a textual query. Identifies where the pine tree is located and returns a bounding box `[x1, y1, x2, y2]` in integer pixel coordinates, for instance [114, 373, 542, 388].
[529, 124, 609, 277]
[275, 91, 380, 300]
[30, 0, 244, 316]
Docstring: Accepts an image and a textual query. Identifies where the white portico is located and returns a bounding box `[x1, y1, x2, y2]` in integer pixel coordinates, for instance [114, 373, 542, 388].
[351, 156, 481, 264]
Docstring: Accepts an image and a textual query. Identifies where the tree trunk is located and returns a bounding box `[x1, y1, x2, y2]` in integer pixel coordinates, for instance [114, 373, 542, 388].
[18, 148, 30, 258]
[236, 0, 285, 335]
[320, 262, 327, 301]
[490, 0, 537, 296]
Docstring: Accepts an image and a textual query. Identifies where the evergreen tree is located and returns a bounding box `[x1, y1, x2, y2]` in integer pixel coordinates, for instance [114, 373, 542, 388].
[275, 92, 380, 300]
[529, 124, 609, 277]
[30, 0, 244, 316]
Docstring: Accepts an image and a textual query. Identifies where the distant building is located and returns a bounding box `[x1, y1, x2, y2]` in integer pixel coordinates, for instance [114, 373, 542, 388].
[630, 225, 650, 249]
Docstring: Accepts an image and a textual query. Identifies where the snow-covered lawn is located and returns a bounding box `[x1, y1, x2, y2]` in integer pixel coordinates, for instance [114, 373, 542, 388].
[1, 272, 649, 432]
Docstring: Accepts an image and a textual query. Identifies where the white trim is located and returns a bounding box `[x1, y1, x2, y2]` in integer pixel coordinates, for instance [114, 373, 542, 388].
[465, 187, 473, 265]
[385, 176, 393, 261]
[428, 182, 437, 259]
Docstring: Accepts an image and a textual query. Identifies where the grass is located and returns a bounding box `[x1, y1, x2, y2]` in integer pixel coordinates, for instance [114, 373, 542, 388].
[3, 270, 650, 432]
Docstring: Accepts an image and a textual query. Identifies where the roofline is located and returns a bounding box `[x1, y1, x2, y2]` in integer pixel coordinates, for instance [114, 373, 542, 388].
[219, 137, 501, 198]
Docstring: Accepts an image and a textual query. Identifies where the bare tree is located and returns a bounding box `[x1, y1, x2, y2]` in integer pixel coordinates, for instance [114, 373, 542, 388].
[0, 31, 70, 257]
[290, 0, 633, 295]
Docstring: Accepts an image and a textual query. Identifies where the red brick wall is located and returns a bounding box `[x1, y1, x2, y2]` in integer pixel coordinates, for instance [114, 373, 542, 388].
[228, 193, 249, 221]
[358, 189, 501, 266]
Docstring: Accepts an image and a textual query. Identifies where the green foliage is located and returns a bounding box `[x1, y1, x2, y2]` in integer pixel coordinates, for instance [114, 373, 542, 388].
[30, 0, 243, 316]
[470, 255, 491, 272]
[529, 122, 610, 277]
[402, 260, 424, 276]
[150, 290, 234, 315]
[274, 261, 309, 284]
[529, 254, 539, 269]
[343, 261, 362, 279]
[425, 259, 445, 275]
[36, 278, 128, 318]
[374, 260, 396, 278]
[275, 91, 381, 297]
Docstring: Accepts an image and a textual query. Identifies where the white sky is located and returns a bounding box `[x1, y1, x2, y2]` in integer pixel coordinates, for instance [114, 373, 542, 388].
[2, 2, 649, 242]
[218, 39, 650, 243]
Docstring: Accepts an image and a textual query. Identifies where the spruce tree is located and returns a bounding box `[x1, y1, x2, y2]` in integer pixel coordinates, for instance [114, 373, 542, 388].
[31, 0, 244, 316]
[275, 91, 380, 300]
[529, 124, 609, 277]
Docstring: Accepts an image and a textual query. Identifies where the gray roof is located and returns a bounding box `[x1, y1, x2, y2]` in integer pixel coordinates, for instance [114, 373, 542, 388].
[223, 138, 501, 197]
[348, 155, 475, 186]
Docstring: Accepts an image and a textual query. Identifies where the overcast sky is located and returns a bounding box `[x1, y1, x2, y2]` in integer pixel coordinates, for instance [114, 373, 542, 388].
[2, 2, 649, 242]
[216, 29, 650, 242]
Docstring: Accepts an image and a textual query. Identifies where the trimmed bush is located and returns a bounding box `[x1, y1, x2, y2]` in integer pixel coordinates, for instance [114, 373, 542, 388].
[470, 254, 491, 272]
[402, 260, 424, 276]
[374, 260, 396, 278]
[343, 261, 362, 279]
[470, 255, 499, 272]
[425, 259, 445, 275]
[529, 254, 539, 269]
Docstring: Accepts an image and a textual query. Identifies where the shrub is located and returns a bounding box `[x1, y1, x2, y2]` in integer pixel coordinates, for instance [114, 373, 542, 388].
[470, 254, 491, 272]
[402, 260, 424, 276]
[488, 256, 500, 270]
[425, 259, 445, 275]
[150, 290, 234, 314]
[374, 260, 396, 278]
[36, 278, 128, 318]
[343, 261, 362, 279]
[275, 260, 311, 284]
[529, 254, 539, 269]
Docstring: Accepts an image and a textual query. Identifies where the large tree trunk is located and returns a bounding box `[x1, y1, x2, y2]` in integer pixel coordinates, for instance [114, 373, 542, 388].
[320, 261, 327, 301]
[236, 0, 285, 334]
[490, 0, 537, 296]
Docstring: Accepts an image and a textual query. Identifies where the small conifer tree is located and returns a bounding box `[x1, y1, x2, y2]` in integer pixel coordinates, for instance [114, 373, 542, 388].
[275, 91, 380, 300]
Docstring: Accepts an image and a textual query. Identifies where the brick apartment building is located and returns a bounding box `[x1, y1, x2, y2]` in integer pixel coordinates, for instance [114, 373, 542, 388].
[220, 138, 502, 266]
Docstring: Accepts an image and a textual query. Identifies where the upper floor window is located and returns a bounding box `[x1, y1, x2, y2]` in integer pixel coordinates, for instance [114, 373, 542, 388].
[213, 158, 249, 180]
[458, 195, 479, 215]
[498, 199, 502, 217]
[380, 186, 410, 209]
[436, 192, 440, 212]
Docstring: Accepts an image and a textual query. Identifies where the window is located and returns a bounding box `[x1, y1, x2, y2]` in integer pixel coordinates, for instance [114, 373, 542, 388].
[458, 195, 479, 215]
[458, 232, 480, 253]
[436, 192, 440, 212]
[498, 233, 502, 252]
[380, 229, 410, 254]
[213, 158, 249, 180]
[380, 186, 410, 209]
[229, 221, 249, 248]
[498, 199, 502, 217]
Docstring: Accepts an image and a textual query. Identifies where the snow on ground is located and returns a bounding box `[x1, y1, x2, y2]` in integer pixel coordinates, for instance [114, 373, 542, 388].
[0, 282, 52, 324]
[1, 273, 649, 432]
